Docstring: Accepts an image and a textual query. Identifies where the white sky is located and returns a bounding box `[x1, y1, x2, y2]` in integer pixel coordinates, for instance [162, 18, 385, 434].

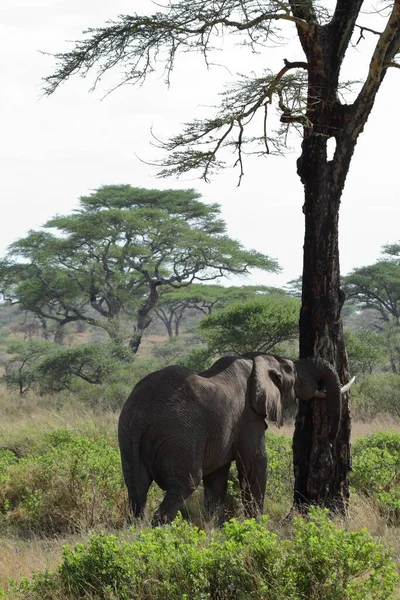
[1, 1, 399, 288]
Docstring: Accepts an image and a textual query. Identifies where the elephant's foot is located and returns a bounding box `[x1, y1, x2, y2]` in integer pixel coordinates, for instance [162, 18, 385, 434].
[151, 491, 184, 526]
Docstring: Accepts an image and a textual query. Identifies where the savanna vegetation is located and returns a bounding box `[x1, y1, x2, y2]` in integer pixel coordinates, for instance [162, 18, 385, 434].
[1, 0, 399, 595]
[1, 185, 400, 597]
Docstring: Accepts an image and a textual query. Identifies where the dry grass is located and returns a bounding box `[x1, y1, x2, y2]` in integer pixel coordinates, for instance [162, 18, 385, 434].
[273, 413, 400, 440]
[0, 388, 119, 455]
[0, 535, 88, 591]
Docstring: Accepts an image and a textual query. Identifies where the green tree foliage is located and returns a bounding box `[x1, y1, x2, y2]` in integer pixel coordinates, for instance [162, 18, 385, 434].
[344, 244, 400, 325]
[1, 340, 55, 395]
[0, 186, 278, 354]
[199, 295, 300, 355]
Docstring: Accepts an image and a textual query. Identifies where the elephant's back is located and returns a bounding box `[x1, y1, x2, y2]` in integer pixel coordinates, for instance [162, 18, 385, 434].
[120, 364, 218, 423]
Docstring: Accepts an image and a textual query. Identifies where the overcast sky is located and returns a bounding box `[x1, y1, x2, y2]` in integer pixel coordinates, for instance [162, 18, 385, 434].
[1, 1, 399, 288]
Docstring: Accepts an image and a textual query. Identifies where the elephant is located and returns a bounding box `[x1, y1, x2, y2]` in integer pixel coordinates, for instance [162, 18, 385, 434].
[118, 353, 354, 526]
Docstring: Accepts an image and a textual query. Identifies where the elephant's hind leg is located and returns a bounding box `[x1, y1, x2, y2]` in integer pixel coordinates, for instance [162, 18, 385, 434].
[203, 463, 231, 524]
[152, 471, 202, 526]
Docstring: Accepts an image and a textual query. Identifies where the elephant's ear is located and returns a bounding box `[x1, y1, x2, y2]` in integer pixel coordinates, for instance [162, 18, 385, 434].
[251, 356, 283, 426]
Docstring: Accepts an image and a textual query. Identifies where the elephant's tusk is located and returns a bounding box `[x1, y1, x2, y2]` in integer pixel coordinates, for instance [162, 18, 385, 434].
[312, 376, 356, 400]
[340, 376, 356, 394]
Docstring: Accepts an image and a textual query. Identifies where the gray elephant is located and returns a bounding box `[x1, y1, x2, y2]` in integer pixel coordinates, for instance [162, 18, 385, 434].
[118, 353, 353, 526]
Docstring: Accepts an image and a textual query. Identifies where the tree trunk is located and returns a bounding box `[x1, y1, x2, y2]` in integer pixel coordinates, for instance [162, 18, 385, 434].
[155, 309, 175, 337]
[129, 284, 159, 354]
[291, 30, 360, 512]
[293, 125, 353, 514]
[54, 324, 66, 344]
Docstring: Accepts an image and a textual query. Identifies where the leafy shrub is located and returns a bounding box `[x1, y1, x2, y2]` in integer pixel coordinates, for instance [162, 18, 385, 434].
[176, 345, 214, 372]
[74, 354, 164, 410]
[1, 340, 55, 395]
[0, 431, 125, 534]
[15, 510, 399, 600]
[351, 432, 400, 524]
[287, 508, 398, 600]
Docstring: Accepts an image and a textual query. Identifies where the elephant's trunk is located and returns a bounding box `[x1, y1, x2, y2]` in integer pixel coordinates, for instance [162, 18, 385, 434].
[293, 358, 342, 443]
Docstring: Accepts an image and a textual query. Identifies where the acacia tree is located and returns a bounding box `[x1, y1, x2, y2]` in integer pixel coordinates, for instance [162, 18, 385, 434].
[44, 2, 400, 512]
[155, 283, 278, 337]
[0, 186, 277, 353]
[344, 243, 400, 325]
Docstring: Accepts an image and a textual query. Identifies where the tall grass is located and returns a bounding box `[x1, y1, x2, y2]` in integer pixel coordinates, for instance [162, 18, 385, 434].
[1, 385, 400, 595]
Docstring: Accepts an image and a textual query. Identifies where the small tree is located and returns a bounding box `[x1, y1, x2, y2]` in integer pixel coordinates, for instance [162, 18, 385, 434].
[0, 186, 278, 354]
[344, 244, 400, 325]
[200, 295, 300, 355]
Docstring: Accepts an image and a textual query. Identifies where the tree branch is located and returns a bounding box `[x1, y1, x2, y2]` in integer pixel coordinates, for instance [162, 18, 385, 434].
[350, 1, 400, 137]
[43, 3, 308, 95]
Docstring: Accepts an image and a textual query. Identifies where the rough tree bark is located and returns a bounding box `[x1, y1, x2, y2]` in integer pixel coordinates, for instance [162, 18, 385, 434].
[291, 0, 400, 513]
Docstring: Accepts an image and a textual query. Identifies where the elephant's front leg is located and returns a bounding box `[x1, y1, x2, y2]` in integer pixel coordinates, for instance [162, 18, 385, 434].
[203, 462, 231, 524]
[235, 441, 267, 518]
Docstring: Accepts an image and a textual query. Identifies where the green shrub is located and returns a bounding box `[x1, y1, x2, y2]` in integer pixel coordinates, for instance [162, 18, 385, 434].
[287, 507, 398, 600]
[0, 431, 125, 534]
[351, 432, 400, 524]
[74, 355, 164, 410]
[15, 510, 399, 600]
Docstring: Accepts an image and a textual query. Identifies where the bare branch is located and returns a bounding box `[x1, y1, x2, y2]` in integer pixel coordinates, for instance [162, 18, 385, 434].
[386, 60, 400, 68]
[355, 23, 382, 45]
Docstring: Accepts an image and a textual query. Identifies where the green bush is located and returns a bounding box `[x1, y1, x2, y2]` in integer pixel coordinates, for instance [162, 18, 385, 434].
[351, 432, 400, 524]
[15, 510, 399, 600]
[0, 431, 125, 534]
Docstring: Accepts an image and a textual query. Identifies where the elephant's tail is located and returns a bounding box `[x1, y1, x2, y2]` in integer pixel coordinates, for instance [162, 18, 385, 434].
[118, 420, 144, 509]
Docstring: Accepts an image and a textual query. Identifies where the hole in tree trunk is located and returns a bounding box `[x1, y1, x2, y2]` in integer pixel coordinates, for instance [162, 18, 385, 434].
[327, 137, 336, 162]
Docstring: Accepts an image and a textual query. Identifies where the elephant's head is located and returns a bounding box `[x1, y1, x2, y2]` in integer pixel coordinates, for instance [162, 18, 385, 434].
[245, 353, 297, 427]
[245, 353, 353, 442]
